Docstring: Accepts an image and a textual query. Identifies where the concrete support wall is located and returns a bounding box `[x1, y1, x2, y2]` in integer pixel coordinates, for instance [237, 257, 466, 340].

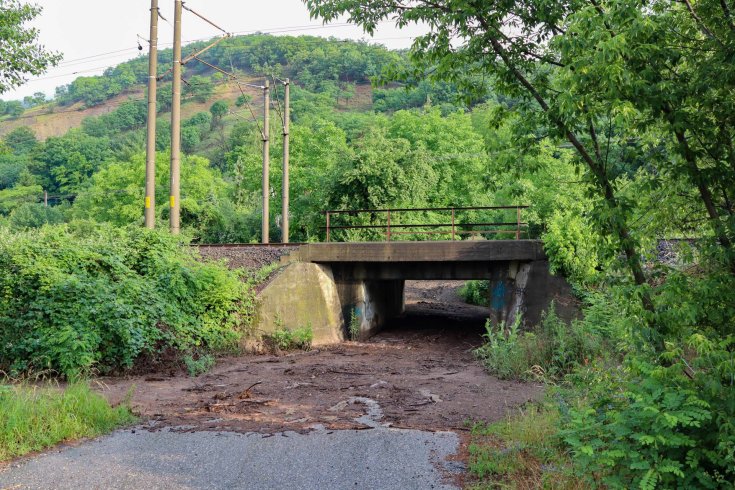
[487, 260, 578, 328]
[254, 262, 344, 345]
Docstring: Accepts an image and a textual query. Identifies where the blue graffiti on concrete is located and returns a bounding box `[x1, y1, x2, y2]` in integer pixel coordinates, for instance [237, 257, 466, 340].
[491, 281, 507, 310]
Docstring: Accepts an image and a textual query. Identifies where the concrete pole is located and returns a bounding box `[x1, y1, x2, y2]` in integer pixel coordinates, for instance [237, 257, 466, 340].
[262, 79, 270, 244]
[282, 78, 290, 243]
[169, 0, 182, 234]
[144, 0, 158, 229]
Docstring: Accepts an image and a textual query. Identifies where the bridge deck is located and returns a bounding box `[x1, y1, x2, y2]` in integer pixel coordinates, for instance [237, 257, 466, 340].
[293, 240, 545, 263]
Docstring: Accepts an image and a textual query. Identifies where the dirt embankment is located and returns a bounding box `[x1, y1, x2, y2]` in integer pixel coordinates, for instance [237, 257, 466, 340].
[99, 281, 543, 434]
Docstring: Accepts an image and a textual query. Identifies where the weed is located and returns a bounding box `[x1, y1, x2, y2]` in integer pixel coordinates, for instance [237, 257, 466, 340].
[183, 353, 215, 377]
[0, 382, 136, 461]
[265, 325, 313, 352]
[474, 304, 604, 382]
[467, 404, 584, 489]
[348, 309, 360, 341]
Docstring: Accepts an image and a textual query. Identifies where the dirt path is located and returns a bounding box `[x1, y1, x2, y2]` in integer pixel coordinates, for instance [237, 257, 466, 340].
[99, 281, 542, 434]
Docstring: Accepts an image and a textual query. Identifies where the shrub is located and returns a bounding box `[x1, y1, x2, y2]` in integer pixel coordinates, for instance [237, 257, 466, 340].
[183, 353, 216, 377]
[459, 280, 489, 306]
[0, 224, 250, 378]
[265, 325, 313, 351]
[474, 305, 604, 381]
[562, 353, 735, 489]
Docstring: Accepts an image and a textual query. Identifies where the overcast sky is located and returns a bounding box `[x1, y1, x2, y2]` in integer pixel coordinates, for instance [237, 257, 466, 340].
[5, 0, 427, 100]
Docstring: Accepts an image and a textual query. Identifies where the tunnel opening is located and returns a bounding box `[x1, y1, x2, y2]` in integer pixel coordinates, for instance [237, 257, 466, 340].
[370, 280, 490, 351]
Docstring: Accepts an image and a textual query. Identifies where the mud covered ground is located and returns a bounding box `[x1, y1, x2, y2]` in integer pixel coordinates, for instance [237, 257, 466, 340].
[99, 281, 543, 434]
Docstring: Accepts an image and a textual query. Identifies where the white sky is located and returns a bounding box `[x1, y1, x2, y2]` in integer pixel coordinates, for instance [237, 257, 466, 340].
[5, 0, 428, 100]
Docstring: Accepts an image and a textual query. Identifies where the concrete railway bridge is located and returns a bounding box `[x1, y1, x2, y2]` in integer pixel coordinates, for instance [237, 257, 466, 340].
[225, 205, 577, 344]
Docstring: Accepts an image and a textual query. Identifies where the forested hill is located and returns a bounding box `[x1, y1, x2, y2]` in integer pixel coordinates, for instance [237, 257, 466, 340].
[2, 32, 523, 246]
[0, 34, 472, 139]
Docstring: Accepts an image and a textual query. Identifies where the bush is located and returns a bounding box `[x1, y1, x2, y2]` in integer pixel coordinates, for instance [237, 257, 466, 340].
[562, 353, 735, 489]
[183, 353, 216, 377]
[265, 326, 313, 352]
[474, 305, 604, 381]
[0, 224, 250, 378]
[458, 280, 489, 306]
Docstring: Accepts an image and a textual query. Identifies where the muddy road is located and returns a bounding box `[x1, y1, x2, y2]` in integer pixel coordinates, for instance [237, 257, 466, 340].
[100, 281, 542, 434]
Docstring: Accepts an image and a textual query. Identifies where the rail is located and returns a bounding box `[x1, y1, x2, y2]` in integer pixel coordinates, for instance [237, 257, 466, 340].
[323, 206, 529, 242]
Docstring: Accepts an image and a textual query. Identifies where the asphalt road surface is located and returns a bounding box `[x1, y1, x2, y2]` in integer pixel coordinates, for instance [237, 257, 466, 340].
[0, 424, 461, 490]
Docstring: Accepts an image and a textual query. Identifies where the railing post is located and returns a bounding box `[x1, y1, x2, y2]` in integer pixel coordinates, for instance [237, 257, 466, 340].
[451, 208, 455, 241]
[326, 211, 331, 242]
[386, 210, 391, 242]
[516, 207, 521, 240]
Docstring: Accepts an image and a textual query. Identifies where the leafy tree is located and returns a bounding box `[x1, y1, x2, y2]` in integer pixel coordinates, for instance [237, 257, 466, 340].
[304, 0, 656, 319]
[31, 130, 113, 193]
[8, 202, 65, 229]
[0, 184, 41, 214]
[184, 75, 214, 103]
[209, 100, 228, 129]
[0, 1, 60, 93]
[4, 100, 23, 118]
[3, 126, 36, 154]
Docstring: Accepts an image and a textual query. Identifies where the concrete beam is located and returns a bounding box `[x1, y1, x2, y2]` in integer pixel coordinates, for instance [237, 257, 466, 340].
[294, 240, 545, 263]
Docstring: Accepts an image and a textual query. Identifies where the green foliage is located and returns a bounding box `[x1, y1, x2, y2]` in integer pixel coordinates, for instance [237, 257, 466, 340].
[0, 184, 42, 215]
[562, 355, 735, 489]
[184, 76, 214, 103]
[0, 225, 249, 378]
[3, 126, 37, 154]
[474, 306, 604, 382]
[0, 1, 61, 94]
[266, 326, 314, 351]
[0, 382, 135, 461]
[8, 202, 66, 229]
[183, 353, 215, 377]
[348, 309, 360, 341]
[468, 405, 582, 489]
[458, 280, 489, 306]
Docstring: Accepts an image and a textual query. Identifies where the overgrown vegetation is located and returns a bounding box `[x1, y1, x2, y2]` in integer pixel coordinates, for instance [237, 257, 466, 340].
[467, 405, 583, 489]
[0, 383, 135, 461]
[264, 326, 314, 352]
[458, 280, 489, 307]
[1, 1, 734, 484]
[474, 306, 605, 382]
[0, 224, 251, 378]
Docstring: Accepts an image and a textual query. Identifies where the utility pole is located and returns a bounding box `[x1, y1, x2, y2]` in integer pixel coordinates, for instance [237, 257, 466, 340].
[44, 190, 48, 207]
[282, 78, 290, 243]
[169, 0, 182, 234]
[144, 0, 158, 229]
[262, 79, 270, 244]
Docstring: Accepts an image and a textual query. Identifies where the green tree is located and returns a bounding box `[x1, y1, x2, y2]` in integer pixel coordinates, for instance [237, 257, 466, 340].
[209, 100, 228, 129]
[3, 126, 37, 154]
[0, 1, 60, 93]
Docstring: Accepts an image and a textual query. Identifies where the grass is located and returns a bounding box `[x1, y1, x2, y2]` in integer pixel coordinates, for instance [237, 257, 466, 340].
[467, 404, 585, 489]
[0, 382, 136, 461]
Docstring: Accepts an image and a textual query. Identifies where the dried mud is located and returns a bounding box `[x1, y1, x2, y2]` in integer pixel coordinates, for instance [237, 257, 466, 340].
[99, 281, 543, 434]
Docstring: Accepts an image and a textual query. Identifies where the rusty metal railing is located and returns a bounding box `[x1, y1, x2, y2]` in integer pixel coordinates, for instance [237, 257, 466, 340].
[323, 206, 529, 242]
